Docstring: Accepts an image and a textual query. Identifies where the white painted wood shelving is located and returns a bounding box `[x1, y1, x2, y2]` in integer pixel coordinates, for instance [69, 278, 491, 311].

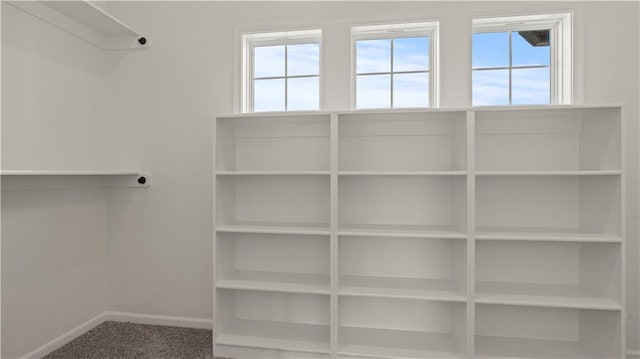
[6, 0, 151, 50]
[0, 170, 151, 189]
[213, 105, 625, 359]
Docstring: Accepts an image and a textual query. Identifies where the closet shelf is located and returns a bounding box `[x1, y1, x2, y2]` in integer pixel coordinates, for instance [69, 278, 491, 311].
[217, 279, 329, 295]
[0, 170, 151, 188]
[475, 292, 621, 311]
[475, 170, 621, 176]
[217, 271, 330, 295]
[474, 335, 585, 359]
[7, 1, 150, 50]
[216, 171, 330, 176]
[339, 275, 466, 302]
[475, 282, 622, 311]
[338, 344, 462, 359]
[339, 286, 466, 302]
[1, 170, 142, 176]
[216, 222, 330, 236]
[338, 171, 467, 176]
[475, 228, 622, 243]
[338, 224, 467, 239]
[215, 334, 330, 355]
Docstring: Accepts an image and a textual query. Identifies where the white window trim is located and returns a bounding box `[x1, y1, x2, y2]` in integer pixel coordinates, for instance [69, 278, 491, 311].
[472, 13, 573, 105]
[351, 21, 440, 109]
[242, 29, 322, 113]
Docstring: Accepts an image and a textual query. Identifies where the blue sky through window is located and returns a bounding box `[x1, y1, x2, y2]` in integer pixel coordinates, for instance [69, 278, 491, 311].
[356, 36, 430, 108]
[251, 31, 550, 111]
[253, 43, 320, 112]
[472, 30, 551, 105]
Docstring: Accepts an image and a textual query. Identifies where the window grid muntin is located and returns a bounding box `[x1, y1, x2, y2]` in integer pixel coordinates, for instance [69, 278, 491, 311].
[472, 29, 552, 105]
[355, 36, 430, 109]
[251, 42, 320, 112]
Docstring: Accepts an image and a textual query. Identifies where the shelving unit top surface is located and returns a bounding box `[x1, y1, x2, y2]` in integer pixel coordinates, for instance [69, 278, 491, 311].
[217, 104, 623, 119]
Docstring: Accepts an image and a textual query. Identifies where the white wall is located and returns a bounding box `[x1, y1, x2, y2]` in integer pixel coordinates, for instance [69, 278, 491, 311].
[1, 3, 109, 358]
[104, 1, 639, 353]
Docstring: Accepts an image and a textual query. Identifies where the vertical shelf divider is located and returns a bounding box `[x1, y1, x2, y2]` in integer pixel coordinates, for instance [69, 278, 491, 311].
[467, 109, 476, 358]
[620, 107, 627, 355]
[330, 113, 339, 358]
[212, 116, 218, 353]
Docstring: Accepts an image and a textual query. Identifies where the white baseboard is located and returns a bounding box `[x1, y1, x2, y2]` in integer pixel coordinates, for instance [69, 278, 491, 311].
[19, 312, 107, 359]
[628, 349, 640, 359]
[105, 311, 212, 329]
[17, 311, 212, 358]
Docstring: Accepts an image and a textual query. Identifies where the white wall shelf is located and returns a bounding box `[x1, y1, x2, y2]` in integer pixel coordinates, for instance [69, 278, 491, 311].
[7, 1, 151, 50]
[216, 223, 331, 236]
[475, 170, 622, 176]
[217, 171, 331, 176]
[213, 105, 624, 359]
[216, 334, 331, 355]
[475, 292, 622, 311]
[338, 171, 467, 176]
[1, 170, 151, 189]
[475, 230, 622, 243]
[337, 224, 467, 239]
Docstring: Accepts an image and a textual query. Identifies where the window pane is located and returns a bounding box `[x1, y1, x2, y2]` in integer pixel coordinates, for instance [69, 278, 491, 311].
[254, 45, 285, 78]
[288, 43, 320, 76]
[356, 39, 391, 74]
[357, 74, 390, 109]
[288, 77, 319, 110]
[473, 32, 509, 69]
[393, 72, 429, 108]
[512, 68, 550, 105]
[254, 79, 285, 111]
[472, 69, 509, 106]
[512, 30, 550, 67]
[393, 37, 429, 72]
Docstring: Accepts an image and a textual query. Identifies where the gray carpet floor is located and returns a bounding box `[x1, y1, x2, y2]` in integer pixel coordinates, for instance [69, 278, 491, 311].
[44, 321, 217, 359]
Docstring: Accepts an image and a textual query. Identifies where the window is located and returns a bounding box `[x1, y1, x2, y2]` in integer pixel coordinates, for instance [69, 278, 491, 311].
[243, 29, 321, 112]
[472, 13, 572, 106]
[352, 22, 439, 109]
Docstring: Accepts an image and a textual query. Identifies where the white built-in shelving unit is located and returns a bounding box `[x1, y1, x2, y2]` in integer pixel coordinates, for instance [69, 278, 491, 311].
[6, 0, 151, 50]
[213, 105, 625, 359]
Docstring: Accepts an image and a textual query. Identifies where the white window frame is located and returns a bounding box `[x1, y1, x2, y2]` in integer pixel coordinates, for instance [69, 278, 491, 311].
[351, 21, 440, 109]
[472, 13, 572, 105]
[242, 29, 322, 113]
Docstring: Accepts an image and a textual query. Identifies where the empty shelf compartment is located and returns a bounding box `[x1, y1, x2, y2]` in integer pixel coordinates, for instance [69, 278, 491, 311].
[339, 297, 466, 358]
[215, 290, 330, 354]
[475, 304, 622, 358]
[217, 232, 329, 295]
